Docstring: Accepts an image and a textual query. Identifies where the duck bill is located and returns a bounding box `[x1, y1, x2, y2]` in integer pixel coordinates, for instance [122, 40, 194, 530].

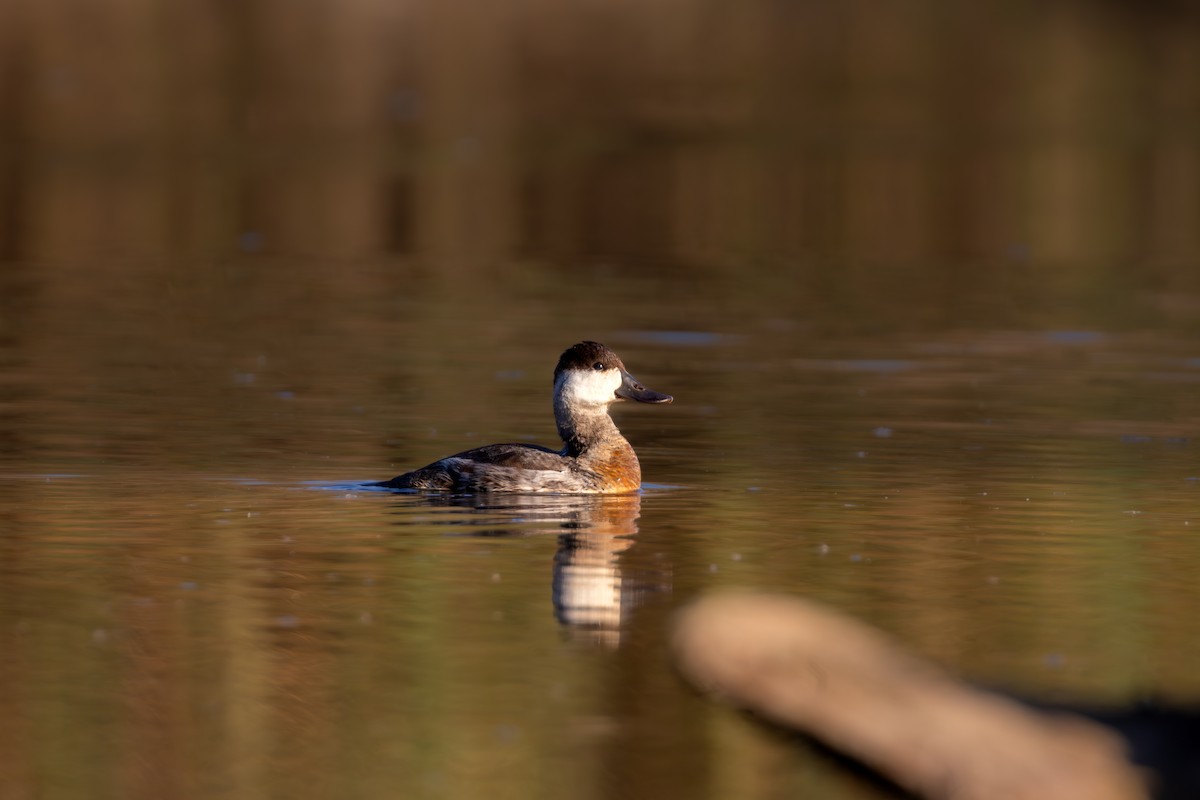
[616, 370, 673, 404]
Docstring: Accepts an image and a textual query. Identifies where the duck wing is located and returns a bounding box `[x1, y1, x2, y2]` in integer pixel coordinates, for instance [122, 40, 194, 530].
[444, 443, 567, 470]
[376, 443, 571, 491]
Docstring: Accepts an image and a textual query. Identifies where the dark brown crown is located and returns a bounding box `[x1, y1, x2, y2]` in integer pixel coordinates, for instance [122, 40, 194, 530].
[554, 341, 625, 379]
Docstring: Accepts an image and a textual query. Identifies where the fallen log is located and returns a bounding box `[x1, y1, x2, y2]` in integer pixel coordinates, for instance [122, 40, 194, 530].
[672, 592, 1148, 800]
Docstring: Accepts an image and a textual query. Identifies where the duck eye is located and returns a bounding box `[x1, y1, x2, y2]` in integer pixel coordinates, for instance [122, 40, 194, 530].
[592, 362, 605, 371]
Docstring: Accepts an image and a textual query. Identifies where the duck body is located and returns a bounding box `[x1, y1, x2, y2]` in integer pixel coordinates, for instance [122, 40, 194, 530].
[376, 341, 671, 494]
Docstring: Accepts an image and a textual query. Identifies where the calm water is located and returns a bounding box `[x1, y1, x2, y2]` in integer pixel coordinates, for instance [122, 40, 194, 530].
[3, 265, 1199, 799]
[3, 1, 1200, 798]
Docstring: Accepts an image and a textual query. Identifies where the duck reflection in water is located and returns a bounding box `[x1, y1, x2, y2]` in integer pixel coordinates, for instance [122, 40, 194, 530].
[548, 494, 654, 646]
[387, 492, 665, 647]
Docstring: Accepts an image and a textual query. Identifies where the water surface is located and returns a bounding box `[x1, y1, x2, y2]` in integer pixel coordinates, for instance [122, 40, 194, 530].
[4, 281, 1199, 799]
[3, 2, 1200, 797]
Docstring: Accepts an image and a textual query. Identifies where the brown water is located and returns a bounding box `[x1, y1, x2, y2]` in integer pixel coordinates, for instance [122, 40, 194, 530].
[3, 2, 1200, 798]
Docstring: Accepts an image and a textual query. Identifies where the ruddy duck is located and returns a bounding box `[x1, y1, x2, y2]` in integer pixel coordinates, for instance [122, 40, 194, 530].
[375, 341, 672, 493]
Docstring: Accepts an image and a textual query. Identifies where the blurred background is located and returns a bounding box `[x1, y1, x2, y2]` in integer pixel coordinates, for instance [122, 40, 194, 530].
[1, 0, 1197, 281]
[2, 1, 1200, 799]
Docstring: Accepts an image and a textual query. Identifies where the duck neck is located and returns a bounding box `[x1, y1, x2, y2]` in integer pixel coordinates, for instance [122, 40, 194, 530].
[555, 400, 625, 458]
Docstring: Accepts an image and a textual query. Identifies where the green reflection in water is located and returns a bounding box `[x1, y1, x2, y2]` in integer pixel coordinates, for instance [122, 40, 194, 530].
[2, 0, 1200, 797]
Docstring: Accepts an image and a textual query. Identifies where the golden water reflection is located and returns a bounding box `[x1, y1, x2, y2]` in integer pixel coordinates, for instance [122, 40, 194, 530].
[3, 1, 1200, 798]
[1, 0, 1198, 293]
[382, 492, 661, 647]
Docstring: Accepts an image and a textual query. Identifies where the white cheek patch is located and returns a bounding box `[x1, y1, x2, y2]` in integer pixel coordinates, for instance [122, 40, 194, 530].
[556, 369, 620, 406]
